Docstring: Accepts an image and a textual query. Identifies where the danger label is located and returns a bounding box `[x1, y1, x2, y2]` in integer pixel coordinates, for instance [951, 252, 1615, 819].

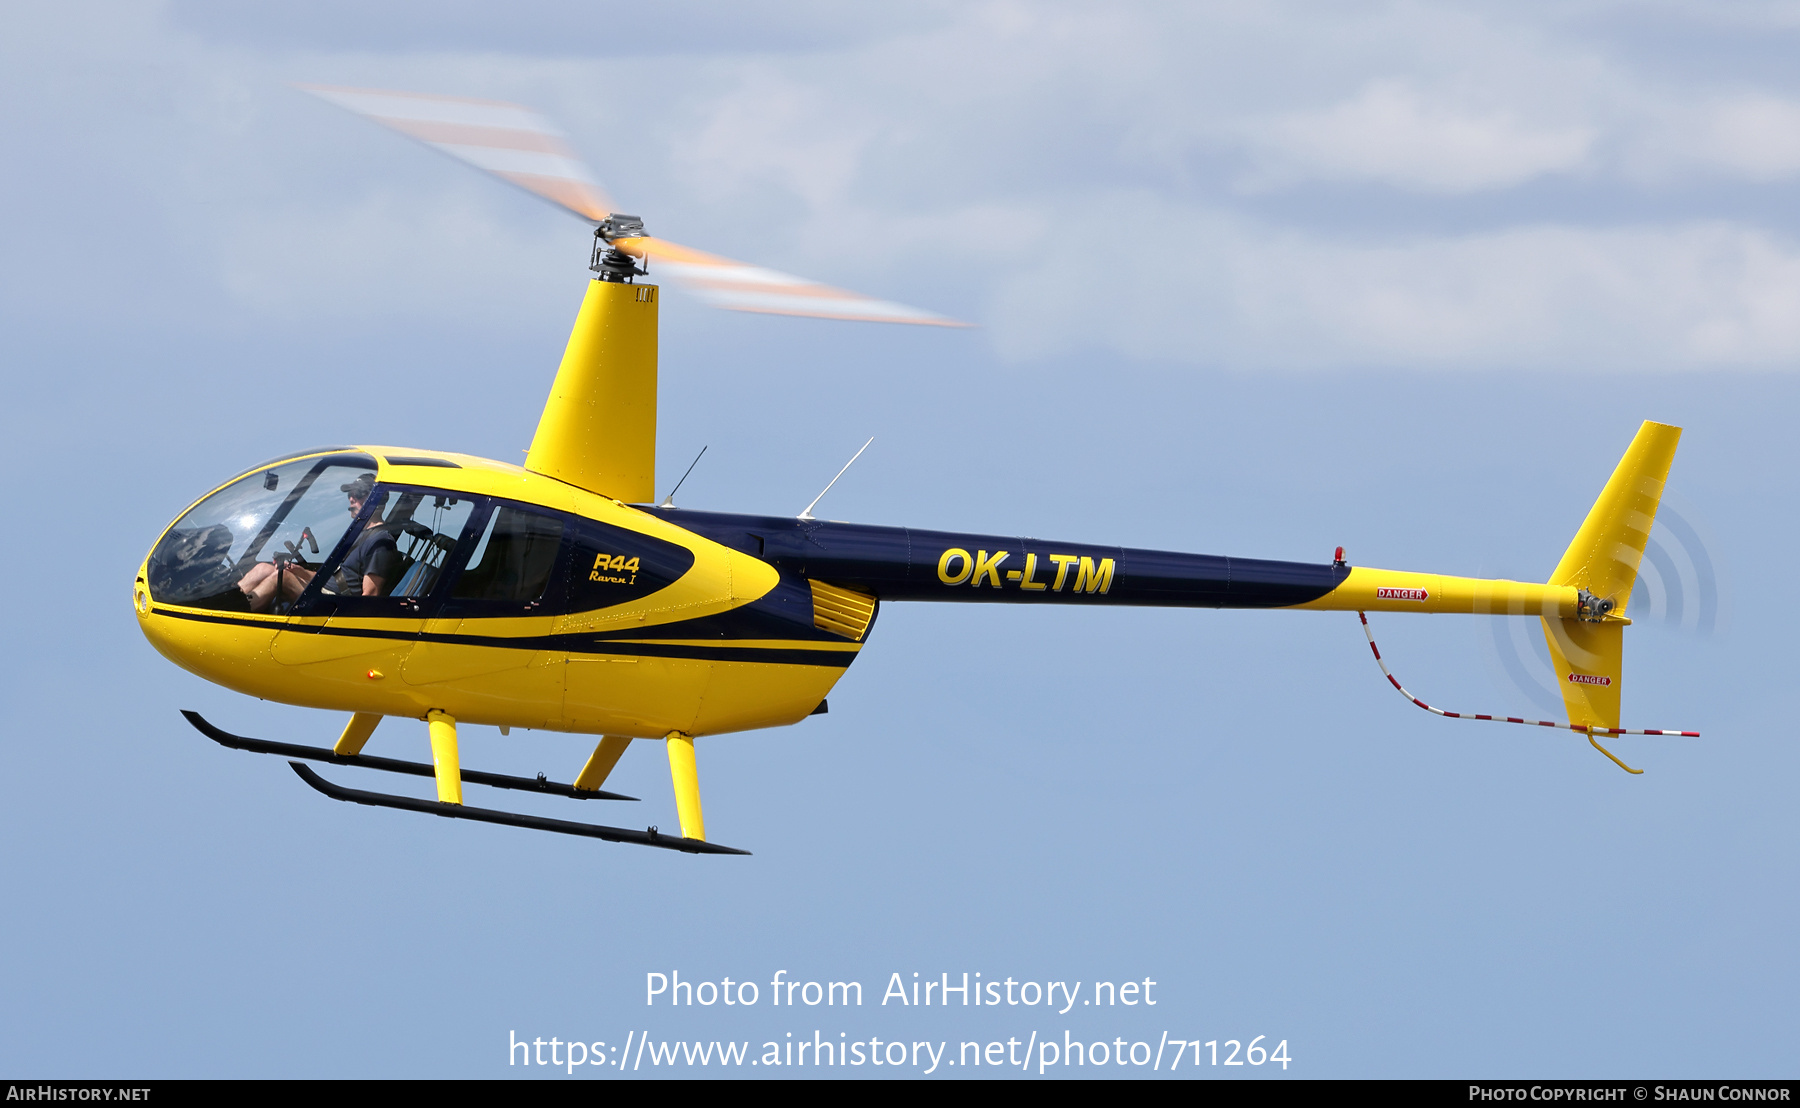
[1567, 673, 1613, 686]
[1376, 587, 1429, 601]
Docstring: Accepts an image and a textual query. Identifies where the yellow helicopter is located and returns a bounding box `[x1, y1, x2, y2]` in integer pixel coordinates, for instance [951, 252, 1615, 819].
[135, 87, 1695, 855]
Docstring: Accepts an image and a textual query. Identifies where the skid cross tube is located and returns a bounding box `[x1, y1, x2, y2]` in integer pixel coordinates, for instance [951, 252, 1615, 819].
[181, 710, 638, 801]
[289, 763, 749, 854]
[1355, 612, 1698, 774]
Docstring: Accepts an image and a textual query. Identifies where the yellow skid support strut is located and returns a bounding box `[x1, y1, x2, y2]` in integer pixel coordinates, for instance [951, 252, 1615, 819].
[426, 710, 462, 806]
[665, 731, 704, 841]
[333, 712, 382, 756]
[574, 736, 632, 793]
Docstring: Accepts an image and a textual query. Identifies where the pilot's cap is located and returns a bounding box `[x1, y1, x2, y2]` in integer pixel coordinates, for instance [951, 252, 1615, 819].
[340, 473, 376, 501]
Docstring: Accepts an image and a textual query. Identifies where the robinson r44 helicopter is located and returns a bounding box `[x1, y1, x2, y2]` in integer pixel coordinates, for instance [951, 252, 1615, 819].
[135, 87, 1696, 855]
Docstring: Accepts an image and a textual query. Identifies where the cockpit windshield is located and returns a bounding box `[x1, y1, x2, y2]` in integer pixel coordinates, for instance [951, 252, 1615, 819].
[146, 453, 378, 611]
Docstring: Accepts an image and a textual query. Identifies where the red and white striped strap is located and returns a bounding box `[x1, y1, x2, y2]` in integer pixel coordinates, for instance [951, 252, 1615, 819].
[1357, 612, 1698, 738]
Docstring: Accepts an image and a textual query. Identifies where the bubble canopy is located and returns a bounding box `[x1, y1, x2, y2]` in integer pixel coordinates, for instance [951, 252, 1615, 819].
[146, 452, 379, 611]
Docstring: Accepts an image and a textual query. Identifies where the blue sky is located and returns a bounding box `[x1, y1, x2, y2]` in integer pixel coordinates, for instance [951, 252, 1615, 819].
[2, 0, 1796, 1078]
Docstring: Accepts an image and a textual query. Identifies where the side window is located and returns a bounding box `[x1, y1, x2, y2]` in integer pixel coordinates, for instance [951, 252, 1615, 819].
[445, 504, 567, 613]
[381, 492, 477, 600]
[566, 518, 696, 613]
[294, 486, 476, 617]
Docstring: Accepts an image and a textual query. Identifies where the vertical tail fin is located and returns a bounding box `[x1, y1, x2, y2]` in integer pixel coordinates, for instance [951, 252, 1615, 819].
[1541, 421, 1682, 733]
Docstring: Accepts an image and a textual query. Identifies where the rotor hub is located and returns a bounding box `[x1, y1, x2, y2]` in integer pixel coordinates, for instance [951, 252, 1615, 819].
[1576, 587, 1617, 622]
[591, 214, 648, 283]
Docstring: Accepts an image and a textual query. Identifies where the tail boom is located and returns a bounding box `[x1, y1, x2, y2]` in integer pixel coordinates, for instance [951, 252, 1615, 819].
[1293, 567, 1580, 617]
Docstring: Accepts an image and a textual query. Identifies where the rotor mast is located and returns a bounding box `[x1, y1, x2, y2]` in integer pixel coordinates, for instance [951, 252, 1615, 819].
[523, 215, 660, 504]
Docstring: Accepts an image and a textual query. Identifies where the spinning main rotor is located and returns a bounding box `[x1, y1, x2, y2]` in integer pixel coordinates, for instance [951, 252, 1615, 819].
[301, 85, 966, 326]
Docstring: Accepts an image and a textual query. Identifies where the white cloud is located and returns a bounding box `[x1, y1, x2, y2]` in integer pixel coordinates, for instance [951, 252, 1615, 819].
[213, 189, 577, 326]
[671, 67, 874, 210]
[1690, 94, 1800, 180]
[1244, 80, 1596, 192]
[1608, 90, 1800, 185]
[988, 199, 1800, 370]
[12, 0, 1800, 371]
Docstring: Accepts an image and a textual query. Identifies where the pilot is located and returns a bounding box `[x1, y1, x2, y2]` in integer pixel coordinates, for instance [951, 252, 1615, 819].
[238, 474, 399, 610]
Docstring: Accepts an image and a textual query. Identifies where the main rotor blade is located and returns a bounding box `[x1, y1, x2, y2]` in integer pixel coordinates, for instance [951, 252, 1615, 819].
[303, 85, 967, 326]
[620, 237, 970, 327]
[299, 84, 613, 222]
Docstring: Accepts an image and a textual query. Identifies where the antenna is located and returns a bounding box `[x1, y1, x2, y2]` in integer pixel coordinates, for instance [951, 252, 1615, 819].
[659, 445, 708, 508]
[798, 437, 873, 521]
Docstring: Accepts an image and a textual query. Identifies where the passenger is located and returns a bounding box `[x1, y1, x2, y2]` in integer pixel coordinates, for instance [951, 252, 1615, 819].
[238, 475, 399, 611]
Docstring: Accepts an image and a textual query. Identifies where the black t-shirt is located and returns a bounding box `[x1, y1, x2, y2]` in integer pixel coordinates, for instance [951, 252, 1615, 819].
[331, 526, 401, 596]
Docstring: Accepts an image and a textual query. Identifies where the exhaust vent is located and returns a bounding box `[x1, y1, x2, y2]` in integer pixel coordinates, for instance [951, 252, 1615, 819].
[810, 579, 876, 640]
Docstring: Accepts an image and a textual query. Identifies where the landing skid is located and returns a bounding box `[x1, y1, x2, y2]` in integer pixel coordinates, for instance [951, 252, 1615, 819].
[181, 710, 637, 801]
[181, 710, 749, 855]
[290, 763, 749, 854]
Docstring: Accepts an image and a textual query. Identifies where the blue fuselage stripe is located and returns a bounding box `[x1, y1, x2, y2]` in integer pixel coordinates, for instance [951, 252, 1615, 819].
[150, 608, 858, 668]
